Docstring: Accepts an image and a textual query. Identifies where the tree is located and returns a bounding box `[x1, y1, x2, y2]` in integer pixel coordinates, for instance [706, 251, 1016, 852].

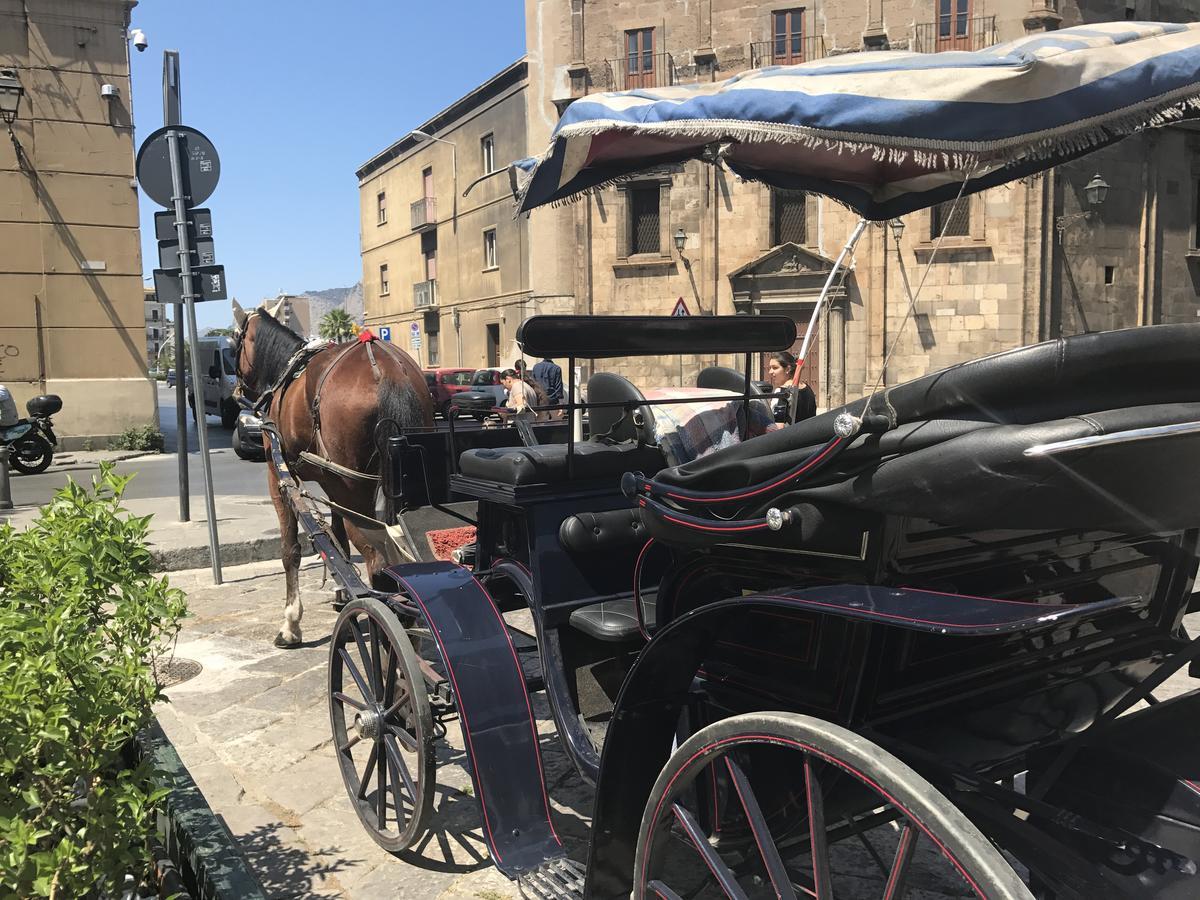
[204, 326, 235, 337]
[319, 308, 356, 341]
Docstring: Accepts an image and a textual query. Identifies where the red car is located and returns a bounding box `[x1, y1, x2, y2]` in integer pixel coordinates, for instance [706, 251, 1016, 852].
[423, 368, 475, 417]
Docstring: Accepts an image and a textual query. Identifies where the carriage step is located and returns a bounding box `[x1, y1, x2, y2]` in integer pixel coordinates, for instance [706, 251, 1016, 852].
[517, 857, 586, 900]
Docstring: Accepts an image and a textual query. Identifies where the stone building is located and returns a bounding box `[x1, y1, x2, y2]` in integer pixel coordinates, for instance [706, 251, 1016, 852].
[526, 0, 1200, 404]
[0, 0, 155, 444]
[358, 60, 575, 370]
[144, 286, 165, 368]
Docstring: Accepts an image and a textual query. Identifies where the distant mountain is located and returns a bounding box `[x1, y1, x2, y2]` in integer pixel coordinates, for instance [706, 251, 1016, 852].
[296, 283, 363, 324]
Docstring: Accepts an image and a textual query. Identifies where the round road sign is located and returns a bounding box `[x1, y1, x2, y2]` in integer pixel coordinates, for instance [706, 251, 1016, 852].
[136, 125, 221, 209]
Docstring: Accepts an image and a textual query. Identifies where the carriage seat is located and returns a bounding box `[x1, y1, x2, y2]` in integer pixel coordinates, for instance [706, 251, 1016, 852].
[458, 441, 666, 486]
[559, 508, 657, 642]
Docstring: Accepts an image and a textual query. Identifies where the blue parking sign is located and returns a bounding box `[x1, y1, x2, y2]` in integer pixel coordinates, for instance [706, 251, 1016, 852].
[379, 326, 392, 342]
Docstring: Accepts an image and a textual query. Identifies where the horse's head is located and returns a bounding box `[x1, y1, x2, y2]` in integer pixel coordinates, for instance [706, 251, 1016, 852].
[232, 297, 288, 401]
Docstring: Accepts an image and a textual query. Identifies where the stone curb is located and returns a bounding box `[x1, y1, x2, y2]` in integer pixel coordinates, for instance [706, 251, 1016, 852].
[151, 531, 314, 573]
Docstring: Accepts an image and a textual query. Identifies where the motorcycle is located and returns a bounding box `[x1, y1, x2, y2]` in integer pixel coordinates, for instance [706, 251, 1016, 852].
[1, 394, 61, 476]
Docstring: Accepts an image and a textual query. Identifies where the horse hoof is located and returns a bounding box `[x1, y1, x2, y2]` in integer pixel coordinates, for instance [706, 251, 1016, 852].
[274, 632, 302, 649]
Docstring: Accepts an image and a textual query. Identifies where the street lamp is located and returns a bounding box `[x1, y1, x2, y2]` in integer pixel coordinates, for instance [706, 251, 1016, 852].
[0, 68, 23, 125]
[1055, 173, 1110, 241]
[673, 227, 687, 254]
[889, 218, 905, 241]
[412, 129, 458, 230]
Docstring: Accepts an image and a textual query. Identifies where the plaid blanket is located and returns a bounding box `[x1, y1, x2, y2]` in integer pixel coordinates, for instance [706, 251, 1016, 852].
[643, 387, 777, 467]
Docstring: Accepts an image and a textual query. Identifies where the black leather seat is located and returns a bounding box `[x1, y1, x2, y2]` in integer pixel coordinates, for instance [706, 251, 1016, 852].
[696, 366, 767, 395]
[568, 596, 656, 642]
[559, 509, 656, 642]
[458, 441, 666, 486]
[587, 372, 655, 444]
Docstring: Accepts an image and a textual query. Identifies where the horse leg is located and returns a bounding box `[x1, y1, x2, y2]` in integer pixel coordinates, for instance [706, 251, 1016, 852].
[267, 456, 304, 649]
[342, 519, 392, 592]
[331, 513, 350, 556]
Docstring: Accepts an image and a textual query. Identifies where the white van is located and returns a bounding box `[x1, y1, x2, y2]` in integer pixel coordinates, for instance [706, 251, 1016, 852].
[188, 336, 240, 429]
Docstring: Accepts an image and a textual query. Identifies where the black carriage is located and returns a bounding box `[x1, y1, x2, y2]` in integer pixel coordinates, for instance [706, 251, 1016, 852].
[302, 308, 1200, 900]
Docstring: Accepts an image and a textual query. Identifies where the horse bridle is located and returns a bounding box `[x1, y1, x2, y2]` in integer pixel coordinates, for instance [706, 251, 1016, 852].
[232, 310, 261, 402]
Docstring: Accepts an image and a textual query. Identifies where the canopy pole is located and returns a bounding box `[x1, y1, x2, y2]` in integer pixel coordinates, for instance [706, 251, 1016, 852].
[795, 217, 868, 375]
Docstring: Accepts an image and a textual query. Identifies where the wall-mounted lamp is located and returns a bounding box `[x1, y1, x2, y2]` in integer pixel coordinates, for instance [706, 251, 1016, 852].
[100, 83, 119, 101]
[1055, 173, 1110, 242]
[673, 227, 687, 254]
[0, 68, 24, 125]
[888, 218, 905, 241]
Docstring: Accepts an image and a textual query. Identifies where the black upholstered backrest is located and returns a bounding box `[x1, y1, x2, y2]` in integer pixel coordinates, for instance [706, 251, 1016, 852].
[587, 372, 655, 444]
[696, 366, 764, 395]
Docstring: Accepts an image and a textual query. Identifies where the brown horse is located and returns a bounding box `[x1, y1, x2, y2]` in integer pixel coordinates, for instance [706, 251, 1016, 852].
[232, 300, 433, 648]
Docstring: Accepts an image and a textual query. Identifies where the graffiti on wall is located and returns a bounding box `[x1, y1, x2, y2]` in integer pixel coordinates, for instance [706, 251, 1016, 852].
[0, 336, 37, 381]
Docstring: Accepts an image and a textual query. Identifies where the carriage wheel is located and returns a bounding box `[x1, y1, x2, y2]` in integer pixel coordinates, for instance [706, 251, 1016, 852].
[329, 597, 435, 853]
[634, 712, 1033, 900]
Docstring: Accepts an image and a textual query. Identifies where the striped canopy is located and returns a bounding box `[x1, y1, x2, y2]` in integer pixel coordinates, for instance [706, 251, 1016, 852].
[516, 22, 1200, 219]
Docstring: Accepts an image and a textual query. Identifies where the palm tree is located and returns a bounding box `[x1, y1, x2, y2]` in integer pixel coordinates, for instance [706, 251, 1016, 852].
[319, 308, 356, 341]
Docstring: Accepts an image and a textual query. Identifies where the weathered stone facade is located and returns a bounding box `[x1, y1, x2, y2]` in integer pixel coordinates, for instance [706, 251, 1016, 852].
[520, 0, 1200, 404]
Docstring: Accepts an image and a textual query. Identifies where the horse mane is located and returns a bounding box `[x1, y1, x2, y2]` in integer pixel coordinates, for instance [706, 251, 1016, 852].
[253, 311, 305, 389]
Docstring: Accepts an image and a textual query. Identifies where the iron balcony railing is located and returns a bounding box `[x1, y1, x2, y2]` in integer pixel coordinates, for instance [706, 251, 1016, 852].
[410, 197, 436, 231]
[413, 279, 437, 310]
[605, 51, 675, 90]
[913, 15, 997, 53]
[749, 36, 828, 68]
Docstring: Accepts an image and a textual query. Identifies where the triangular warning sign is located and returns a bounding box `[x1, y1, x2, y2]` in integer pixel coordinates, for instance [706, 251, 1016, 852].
[671, 297, 690, 317]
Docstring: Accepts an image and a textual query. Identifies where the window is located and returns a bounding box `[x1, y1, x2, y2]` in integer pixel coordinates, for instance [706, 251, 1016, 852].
[221, 348, 237, 374]
[483, 228, 498, 269]
[421, 231, 437, 281]
[773, 8, 805, 64]
[481, 133, 495, 174]
[377, 191, 387, 225]
[152, 308, 159, 321]
[771, 189, 807, 246]
[422, 167, 434, 200]
[380, 263, 390, 295]
[151, 327, 159, 339]
[628, 184, 661, 255]
[447, 370, 474, 386]
[428, 332, 439, 366]
[930, 199, 970, 239]
[1104, 265, 1116, 285]
[625, 28, 656, 88]
[937, 0, 971, 50]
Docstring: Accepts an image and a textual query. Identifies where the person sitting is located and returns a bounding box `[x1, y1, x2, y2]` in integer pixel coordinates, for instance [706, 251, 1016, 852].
[765, 351, 816, 425]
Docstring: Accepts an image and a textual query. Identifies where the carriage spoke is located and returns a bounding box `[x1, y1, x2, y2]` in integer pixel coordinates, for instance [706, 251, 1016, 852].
[384, 732, 418, 800]
[332, 690, 366, 711]
[724, 755, 798, 900]
[882, 824, 919, 900]
[356, 744, 378, 799]
[389, 722, 418, 753]
[856, 830, 890, 878]
[672, 802, 750, 900]
[383, 739, 410, 830]
[338, 648, 373, 703]
[382, 646, 398, 707]
[349, 618, 381, 701]
[370, 625, 385, 706]
[383, 688, 411, 721]
[376, 737, 387, 829]
[804, 757, 832, 900]
[339, 733, 362, 753]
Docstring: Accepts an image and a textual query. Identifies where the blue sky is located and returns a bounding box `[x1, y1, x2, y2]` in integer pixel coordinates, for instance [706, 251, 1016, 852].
[129, 1, 526, 331]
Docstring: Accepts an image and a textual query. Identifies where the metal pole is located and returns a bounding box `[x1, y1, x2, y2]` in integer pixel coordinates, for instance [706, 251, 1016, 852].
[796, 217, 869, 366]
[173, 311, 189, 520]
[167, 127, 222, 584]
[163, 51, 189, 522]
[0, 445, 12, 510]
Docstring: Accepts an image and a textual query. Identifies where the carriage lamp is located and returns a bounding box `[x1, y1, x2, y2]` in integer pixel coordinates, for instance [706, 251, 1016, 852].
[673, 228, 688, 254]
[1055, 173, 1110, 241]
[0, 68, 23, 125]
[889, 218, 905, 241]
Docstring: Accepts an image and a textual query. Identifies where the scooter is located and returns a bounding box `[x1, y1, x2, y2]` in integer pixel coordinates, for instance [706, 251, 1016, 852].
[1, 395, 61, 476]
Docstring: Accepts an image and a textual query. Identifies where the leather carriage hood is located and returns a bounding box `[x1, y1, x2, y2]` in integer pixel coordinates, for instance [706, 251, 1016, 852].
[656, 323, 1200, 493]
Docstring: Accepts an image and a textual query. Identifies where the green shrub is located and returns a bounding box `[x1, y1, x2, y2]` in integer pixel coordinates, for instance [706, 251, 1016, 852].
[0, 466, 187, 897]
[109, 426, 164, 453]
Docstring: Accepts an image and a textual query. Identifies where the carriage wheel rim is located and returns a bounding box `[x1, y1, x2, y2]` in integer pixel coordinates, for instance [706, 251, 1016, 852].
[636, 716, 1033, 900]
[329, 599, 434, 852]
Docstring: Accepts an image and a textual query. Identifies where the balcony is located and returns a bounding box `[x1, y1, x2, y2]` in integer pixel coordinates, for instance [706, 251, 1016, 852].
[605, 52, 674, 91]
[913, 16, 997, 53]
[410, 197, 437, 231]
[413, 279, 437, 310]
[749, 36, 828, 68]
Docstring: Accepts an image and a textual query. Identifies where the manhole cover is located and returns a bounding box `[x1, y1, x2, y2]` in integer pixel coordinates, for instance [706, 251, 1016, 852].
[154, 657, 203, 687]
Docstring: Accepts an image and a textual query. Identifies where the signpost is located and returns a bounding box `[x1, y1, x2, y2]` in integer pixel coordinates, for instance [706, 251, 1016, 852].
[409, 322, 421, 349]
[136, 50, 224, 585]
[378, 326, 392, 342]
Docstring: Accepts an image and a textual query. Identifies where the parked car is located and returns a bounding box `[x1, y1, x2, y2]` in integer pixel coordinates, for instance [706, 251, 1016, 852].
[423, 367, 475, 417]
[165, 369, 191, 389]
[448, 368, 507, 421]
[232, 409, 265, 461]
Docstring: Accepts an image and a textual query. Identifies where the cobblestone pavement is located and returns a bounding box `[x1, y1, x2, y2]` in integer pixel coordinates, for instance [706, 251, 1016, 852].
[158, 559, 1200, 899]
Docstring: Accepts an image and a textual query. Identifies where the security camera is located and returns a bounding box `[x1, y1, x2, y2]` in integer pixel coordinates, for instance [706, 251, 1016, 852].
[131, 28, 148, 52]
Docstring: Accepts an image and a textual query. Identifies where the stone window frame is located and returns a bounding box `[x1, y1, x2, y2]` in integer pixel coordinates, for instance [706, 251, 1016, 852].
[760, 184, 818, 251]
[379, 263, 390, 296]
[481, 133, 496, 175]
[482, 226, 499, 271]
[377, 191, 387, 226]
[917, 190, 987, 249]
[614, 176, 673, 264]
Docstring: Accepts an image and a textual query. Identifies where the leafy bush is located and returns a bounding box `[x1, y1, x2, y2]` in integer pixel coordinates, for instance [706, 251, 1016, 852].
[0, 467, 187, 897]
[109, 426, 164, 453]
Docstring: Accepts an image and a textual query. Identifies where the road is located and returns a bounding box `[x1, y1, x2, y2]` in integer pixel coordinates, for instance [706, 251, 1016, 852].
[9, 384, 267, 506]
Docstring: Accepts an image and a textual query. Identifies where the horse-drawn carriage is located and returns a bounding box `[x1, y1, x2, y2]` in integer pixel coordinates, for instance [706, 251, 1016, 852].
[237, 21, 1200, 899]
